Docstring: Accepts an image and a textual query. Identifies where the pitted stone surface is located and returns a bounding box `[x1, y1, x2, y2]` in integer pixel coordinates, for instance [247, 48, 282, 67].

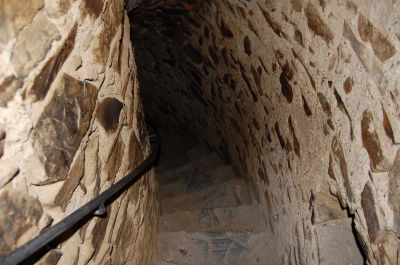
[0, 0, 400, 264]
[0, 2, 158, 265]
[130, 0, 400, 263]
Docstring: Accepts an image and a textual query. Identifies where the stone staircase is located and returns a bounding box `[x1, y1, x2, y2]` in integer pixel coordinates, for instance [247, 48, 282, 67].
[154, 130, 278, 264]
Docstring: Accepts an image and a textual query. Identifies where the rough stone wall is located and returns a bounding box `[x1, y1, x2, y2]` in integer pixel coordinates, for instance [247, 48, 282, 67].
[0, 0, 158, 264]
[131, 0, 400, 263]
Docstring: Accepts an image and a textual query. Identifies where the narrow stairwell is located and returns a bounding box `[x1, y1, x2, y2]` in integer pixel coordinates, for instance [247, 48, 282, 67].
[154, 130, 279, 264]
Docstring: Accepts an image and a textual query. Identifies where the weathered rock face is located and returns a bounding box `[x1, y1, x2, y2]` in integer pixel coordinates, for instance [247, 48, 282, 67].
[0, 0, 158, 264]
[130, 0, 400, 263]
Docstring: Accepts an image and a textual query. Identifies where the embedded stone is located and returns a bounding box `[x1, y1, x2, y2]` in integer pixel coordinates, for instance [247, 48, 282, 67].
[37, 250, 62, 265]
[258, 6, 287, 39]
[11, 12, 61, 78]
[0, 185, 43, 258]
[0, 76, 22, 107]
[314, 219, 364, 264]
[291, 0, 302, 12]
[97, 98, 124, 134]
[288, 116, 300, 157]
[361, 181, 382, 243]
[103, 137, 125, 184]
[312, 192, 347, 224]
[127, 133, 144, 204]
[0, 159, 19, 189]
[0, 0, 44, 47]
[331, 136, 355, 203]
[302, 95, 312, 116]
[184, 43, 204, 64]
[85, 0, 104, 19]
[181, 0, 203, 12]
[29, 24, 77, 102]
[343, 76, 354, 94]
[343, 21, 386, 95]
[345, 0, 357, 13]
[304, 3, 333, 44]
[358, 14, 396, 63]
[45, 0, 72, 18]
[91, 207, 111, 261]
[275, 122, 286, 149]
[280, 63, 293, 103]
[317, 92, 331, 115]
[388, 149, 400, 233]
[219, 19, 233, 38]
[0, 125, 4, 158]
[361, 109, 392, 172]
[54, 151, 84, 210]
[376, 232, 399, 265]
[91, 0, 121, 71]
[244, 36, 252, 56]
[32, 73, 97, 184]
[382, 107, 395, 143]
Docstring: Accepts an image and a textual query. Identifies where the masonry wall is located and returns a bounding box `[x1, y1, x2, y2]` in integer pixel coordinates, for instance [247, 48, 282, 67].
[0, 0, 158, 264]
[132, 0, 400, 263]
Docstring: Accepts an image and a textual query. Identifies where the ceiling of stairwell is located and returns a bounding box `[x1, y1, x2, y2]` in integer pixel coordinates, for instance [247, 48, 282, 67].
[128, 0, 400, 263]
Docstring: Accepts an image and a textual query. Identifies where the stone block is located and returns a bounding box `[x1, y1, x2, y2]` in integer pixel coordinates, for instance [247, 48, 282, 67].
[358, 14, 396, 63]
[361, 181, 384, 243]
[11, 11, 61, 78]
[0, 76, 22, 107]
[375, 231, 399, 265]
[343, 21, 386, 95]
[32, 73, 97, 184]
[312, 192, 348, 224]
[0, 185, 43, 258]
[28, 24, 77, 102]
[389, 149, 400, 233]
[304, 3, 333, 45]
[0, 0, 44, 47]
[315, 219, 364, 265]
[331, 136, 355, 204]
[361, 109, 392, 172]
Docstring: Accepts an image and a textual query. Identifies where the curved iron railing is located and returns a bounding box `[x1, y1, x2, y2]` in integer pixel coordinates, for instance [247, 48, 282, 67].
[0, 120, 160, 265]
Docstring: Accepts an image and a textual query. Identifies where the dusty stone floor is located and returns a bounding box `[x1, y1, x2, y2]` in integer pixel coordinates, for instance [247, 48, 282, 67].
[153, 129, 279, 264]
[153, 129, 364, 264]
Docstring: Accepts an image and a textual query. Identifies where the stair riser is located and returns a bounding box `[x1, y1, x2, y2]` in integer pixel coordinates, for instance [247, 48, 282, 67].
[160, 165, 236, 199]
[161, 179, 253, 213]
[159, 205, 267, 234]
[158, 152, 224, 186]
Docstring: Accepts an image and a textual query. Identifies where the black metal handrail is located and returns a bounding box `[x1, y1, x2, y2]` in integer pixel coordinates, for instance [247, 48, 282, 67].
[0, 120, 160, 265]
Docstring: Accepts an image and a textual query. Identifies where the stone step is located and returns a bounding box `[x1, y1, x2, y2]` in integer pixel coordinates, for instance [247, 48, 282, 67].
[161, 178, 253, 214]
[158, 137, 198, 164]
[156, 155, 190, 176]
[158, 152, 225, 186]
[185, 145, 212, 162]
[156, 230, 278, 265]
[158, 130, 184, 154]
[314, 218, 364, 264]
[160, 165, 237, 199]
[158, 204, 266, 234]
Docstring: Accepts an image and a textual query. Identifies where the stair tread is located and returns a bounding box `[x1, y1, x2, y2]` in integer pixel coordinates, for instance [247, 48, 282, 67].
[161, 178, 253, 214]
[156, 230, 278, 265]
[185, 145, 212, 161]
[158, 152, 225, 186]
[158, 138, 198, 164]
[160, 165, 237, 198]
[158, 204, 266, 234]
[158, 131, 185, 153]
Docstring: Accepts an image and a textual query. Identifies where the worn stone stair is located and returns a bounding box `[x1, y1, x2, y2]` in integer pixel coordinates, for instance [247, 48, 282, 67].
[155, 131, 278, 264]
